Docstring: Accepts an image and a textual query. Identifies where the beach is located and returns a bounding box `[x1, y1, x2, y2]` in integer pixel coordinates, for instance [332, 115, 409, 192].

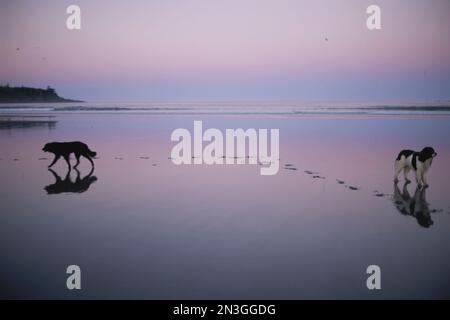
[1, 104, 450, 299]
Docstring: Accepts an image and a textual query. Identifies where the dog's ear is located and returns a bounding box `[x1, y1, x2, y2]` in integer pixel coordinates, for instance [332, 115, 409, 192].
[418, 149, 426, 162]
[419, 147, 434, 162]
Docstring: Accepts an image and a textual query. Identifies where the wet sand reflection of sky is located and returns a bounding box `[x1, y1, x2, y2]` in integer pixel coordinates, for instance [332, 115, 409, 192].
[0, 113, 450, 299]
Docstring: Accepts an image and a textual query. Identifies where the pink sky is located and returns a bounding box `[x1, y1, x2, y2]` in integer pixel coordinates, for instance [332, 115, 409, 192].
[1, 0, 450, 101]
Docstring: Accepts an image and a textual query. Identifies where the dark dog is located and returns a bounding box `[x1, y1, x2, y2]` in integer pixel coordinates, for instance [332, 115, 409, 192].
[42, 141, 97, 170]
[394, 147, 437, 187]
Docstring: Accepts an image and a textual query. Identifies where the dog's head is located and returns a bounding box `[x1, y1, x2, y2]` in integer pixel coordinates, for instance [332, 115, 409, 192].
[419, 147, 437, 162]
[42, 142, 56, 153]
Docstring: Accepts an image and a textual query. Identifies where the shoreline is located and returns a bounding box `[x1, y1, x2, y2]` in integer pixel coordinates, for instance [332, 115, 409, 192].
[2, 103, 450, 117]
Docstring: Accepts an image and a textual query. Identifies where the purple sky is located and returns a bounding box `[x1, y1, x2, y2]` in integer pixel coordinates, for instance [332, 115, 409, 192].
[1, 0, 450, 102]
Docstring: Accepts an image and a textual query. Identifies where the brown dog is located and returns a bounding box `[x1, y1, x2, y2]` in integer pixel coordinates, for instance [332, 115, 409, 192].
[42, 141, 97, 170]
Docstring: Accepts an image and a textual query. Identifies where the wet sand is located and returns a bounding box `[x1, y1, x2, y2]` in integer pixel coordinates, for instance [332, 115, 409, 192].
[1, 112, 450, 299]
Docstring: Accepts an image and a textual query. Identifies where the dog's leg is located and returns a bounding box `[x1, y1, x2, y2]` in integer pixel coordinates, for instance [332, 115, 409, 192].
[48, 155, 60, 168]
[416, 168, 423, 188]
[74, 168, 81, 182]
[74, 154, 81, 168]
[63, 155, 71, 171]
[418, 185, 428, 203]
[421, 172, 428, 187]
[403, 167, 411, 183]
[85, 155, 95, 169]
[394, 160, 403, 183]
[86, 164, 94, 177]
[48, 168, 60, 182]
[64, 168, 71, 182]
[401, 181, 410, 198]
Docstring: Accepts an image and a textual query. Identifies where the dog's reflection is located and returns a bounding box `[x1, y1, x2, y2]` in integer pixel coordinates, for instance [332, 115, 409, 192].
[393, 182, 433, 228]
[45, 168, 97, 194]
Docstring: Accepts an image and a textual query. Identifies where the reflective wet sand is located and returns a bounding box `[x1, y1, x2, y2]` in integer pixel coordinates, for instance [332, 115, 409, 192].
[1, 112, 450, 299]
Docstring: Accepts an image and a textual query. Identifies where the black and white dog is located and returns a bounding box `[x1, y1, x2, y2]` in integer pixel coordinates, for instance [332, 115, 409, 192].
[394, 147, 437, 187]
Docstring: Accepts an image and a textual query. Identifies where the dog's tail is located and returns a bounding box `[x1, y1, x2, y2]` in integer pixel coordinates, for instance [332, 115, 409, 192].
[87, 148, 97, 158]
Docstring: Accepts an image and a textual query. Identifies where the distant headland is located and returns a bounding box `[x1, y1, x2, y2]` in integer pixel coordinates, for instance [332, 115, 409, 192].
[0, 85, 82, 103]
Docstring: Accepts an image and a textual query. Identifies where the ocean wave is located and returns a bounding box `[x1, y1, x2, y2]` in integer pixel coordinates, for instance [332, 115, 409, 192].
[1, 102, 450, 116]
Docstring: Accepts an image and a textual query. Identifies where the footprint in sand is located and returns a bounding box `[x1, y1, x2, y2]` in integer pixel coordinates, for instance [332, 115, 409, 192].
[283, 164, 298, 171]
[335, 178, 359, 190]
[373, 190, 386, 197]
[302, 170, 325, 179]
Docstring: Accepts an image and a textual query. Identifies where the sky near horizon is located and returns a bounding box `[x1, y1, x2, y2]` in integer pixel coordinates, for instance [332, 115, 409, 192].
[1, 0, 450, 102]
